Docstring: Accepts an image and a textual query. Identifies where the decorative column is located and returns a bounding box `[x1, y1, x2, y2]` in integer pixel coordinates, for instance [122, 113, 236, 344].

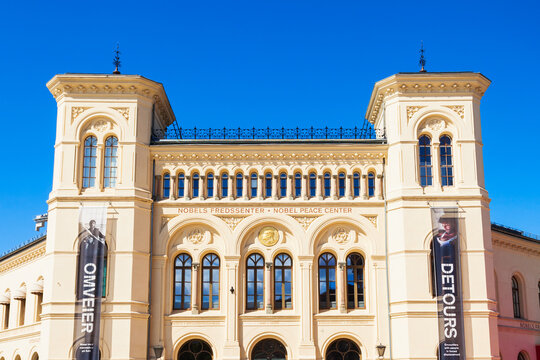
[224, 256, 240, 346]
[228, 174, 234, 200]
[316, 175, 323, 200]
[337, 262, 346, 313]
[331, 174, 338, 200]
[302, 175, 308, 200]
[299, 260, 314, 344]
[272, 175, 279, 200]
[184, 175, 191, 200]
[169, 175, 176, 200]
[191, 263, 200, 314]
[243, 175, 249, 200]
[377, 174, 383, 200]
[97, 143, 104, 190]
[258, 175, 264, 200]
[287, 175, 294, 200]
[345, 174, 352, 200]
[265, 262, 273, 313]
[361, 175, 368, 200]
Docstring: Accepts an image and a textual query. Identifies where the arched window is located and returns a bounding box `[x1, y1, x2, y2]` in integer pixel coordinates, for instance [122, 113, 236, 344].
[201, 254, 219, 310]
[221, 173, 229, 198]
[173, 254, 192, 310]
[319, 253, 336, 310]
[274, 253, 292, 310]
[368, 172, 375, 198]
[82, 135, 98, 188]
[309, 172, 317, 198]
[346, 253, 365, 309]
[236, 173, 243, 198]
[31, 353, 39, 360]
[265, 173, 273, 198]
[419, 135, 433, 187]
[353, 172, 360, 197]
[251, 172, 258, 198]
[440, 135, 454, 186]
[518, 352, 527, 360]
[280, 172, 287, 198]
[512, 276, 521, 318]
[326, 339, 361, 360]
[163, 173, 170, 198]
[324, 172, 331, 198]
[192, 173, 200, 198]
[2, 297, 10, 329]
[251, 339, 287, 360]
[178, 173, 185, 197]
[246, 253, 264, 310]
[338, 172, 346, 198]
[178, 339, 213, 360]
[103, 136, 118, 188]
[207, 173, 214, 198]
[294, 172, 302, 198]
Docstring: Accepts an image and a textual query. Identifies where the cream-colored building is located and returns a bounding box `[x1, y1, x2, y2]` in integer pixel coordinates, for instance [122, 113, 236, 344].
[0, 71, 538, 360]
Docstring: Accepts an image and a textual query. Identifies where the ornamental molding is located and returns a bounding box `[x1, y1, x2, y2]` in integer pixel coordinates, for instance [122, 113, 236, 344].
[217, 215, 247, 230]
[444, 105, 465, 119]
[112, 107, 130, 120]
[406, 106, 425, 121]
[187, 229, 205, 244]
[492, 238, 540, 257]
[71, 106, 90, 122]
[292, 215, 320, 230]
[364, 215, 377, 227]
[331, 227, 350, 244]
[0, 244, 46, 274]
[422, 118, 446, 132]
[152, 152, 385, 162]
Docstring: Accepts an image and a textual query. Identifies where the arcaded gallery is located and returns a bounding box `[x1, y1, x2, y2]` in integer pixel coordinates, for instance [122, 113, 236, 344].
[0, 71, 538, 360]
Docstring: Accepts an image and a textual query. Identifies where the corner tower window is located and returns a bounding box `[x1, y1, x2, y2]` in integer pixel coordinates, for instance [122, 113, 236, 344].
[103, 136, 118, 188]
[440, 135, 454, 186]
[368, 172, 375, 198]
[82, 136, 98, 188]
[419, 135, 433, 187]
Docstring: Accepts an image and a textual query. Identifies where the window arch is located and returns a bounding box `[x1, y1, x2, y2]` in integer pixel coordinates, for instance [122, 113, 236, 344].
[419, 135, 433, 187]
[319, 253, 336, 310]
[517, 352, 527, 360]
[221, 172, 229, 198]
[236, 172, 243, 198]
[440, 135, 454, 186]
[265, 173, 273, 198]
[368, 172, 375, 198]
[279, 172, 287, 198]
[346, 253, 365, 309]
[103, 136, 118, 188]
[250, 172, 258, 198]
[294, 172, 302, 198]
[338, 172, 346, 198]
[82, 135, 98, 188]
[251, 339, 287, 360]
[246, 253, 264, 310]
[177, 339, 213, 360]
[326, 339, 361, 360]
[201, 254, 219, 310]
[274, 253, 292, 310]
[178, 173, 185, 198]
[207, 173, 214, 198]
[353, 172, 360, 198]
[163, 173, 171, 198]
[31, 353, 39, 360]
[309, 172, 317, 198]
[323, 172, 331, 198]
[512, 276, 522, 318]
[192, 173, 200, 198]
[174, 254, 192, 310]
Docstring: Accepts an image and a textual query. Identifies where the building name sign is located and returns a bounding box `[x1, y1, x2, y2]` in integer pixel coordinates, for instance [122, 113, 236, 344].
[519, 321, 540, 331]
[178, 207, 353, 215]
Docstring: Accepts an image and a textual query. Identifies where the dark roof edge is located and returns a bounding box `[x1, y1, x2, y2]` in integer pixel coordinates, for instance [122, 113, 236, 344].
[0, 235, 46, 263]
[491, 223, 540, 245]
[151, 139, 387, 145]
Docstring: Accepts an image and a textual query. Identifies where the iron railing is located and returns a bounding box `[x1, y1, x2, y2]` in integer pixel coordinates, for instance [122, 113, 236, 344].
[152, 125, 384, 141]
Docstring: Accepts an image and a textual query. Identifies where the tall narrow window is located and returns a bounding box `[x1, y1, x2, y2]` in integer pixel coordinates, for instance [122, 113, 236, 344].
[236, 173, 243, 198]
[309, 172, 317, 198]
[251, 172, 258, 198]
[368, 172, 375, 198]
[35, 292, 43, 322]
[280, 172, 287, 198]
[338, 172, 346, 198]
[518, 352, 527, 360]
[3, 303, 10, 329]
[346, 253, 365, 309]
[294, 172, 302, 198]
[323, 172, 331, 198]
[201, 254, 220, 310]
[221, 173, 229, 198]
[246, 253, 264, 310]
[512, 276, 521, 318]
[178, 173, 185, 197]
[163, 173, 170, 199]
[192, 173, 200, 198]
[207, 173, 214, 198]
[274, 254, 292, 310]
[103, 136, 118, 188]
[419, 135, 433, 187]
[18, 298, 25, 326]
[174, 254, 192, 310]
[319, 253, 336, 310]
[265, 173, 273, 198]
[353, 172, 360, 197]
[82, 136, 97, 188]
[440, 135, 454, 186]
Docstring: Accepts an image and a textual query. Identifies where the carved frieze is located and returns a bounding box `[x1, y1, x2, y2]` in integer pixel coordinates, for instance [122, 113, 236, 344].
[444, 105, 465, 119]
[217, 216, 246, 230]
[71, 107, 90, 122]
[422, 118, 446, 132]
[152, 152, 385, 162]
[406, 106, 425, 121]
[187, 229, 204, 244]
[331, 227, 350, 244]
[292, 216, 320, 230]
[112, 107, 130, 120]
[364, 215, 377, 227]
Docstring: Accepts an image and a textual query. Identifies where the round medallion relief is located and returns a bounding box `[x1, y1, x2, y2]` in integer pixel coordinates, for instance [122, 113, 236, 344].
[258, 226, 279, 247]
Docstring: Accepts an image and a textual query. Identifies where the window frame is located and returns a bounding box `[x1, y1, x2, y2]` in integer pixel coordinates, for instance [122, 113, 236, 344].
[177, 173, 185, 198]
[368, 172, 375, 198]
[250, 172, 258, 198]
[346, 252, 365, 310]
[201, 253, 220, 310]
[246, 253, 265, 311]
[265, 172, 273, 198]
[419, 134, 433, 187]
[274, 253, 293, 310]
[236, 172, 243, 198]
[512, 275, 522, 318]
[103, 136, 118, 188]
[162, 173, 171, 199]
[353, 172, 360, 197]
[173, 253, 192, 311]
[338, 172, 346, 198]
[206, 173, 214, 198]
[192, 173, 200, 198]
[221, 172, 229, 198]
[309, 172, 317, 198]
[82, 135, 98, 188]
[439, 135, 454, 187]
[318, 252, 337, 310]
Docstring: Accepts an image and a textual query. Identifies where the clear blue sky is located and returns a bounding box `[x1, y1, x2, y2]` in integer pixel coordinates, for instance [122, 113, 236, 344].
[0, 0, 539, 254]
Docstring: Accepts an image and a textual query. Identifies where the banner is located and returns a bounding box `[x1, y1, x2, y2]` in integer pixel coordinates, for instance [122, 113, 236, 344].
[73, 206, 108, 360]
[431, 208, 465, 360]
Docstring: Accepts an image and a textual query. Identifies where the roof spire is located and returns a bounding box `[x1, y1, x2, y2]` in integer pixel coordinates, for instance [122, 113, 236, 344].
[112, 43, 121, 75]
[419, 41, 427, 73]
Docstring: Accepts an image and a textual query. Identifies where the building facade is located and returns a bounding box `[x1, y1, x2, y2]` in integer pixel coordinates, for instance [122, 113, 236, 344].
[0, 72, 538, 360]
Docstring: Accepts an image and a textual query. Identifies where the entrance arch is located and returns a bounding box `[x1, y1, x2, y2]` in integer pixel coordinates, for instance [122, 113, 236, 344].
[177, 339, 213, 360]
[251, 338, 287, 360]
[325, 339, 361, 360]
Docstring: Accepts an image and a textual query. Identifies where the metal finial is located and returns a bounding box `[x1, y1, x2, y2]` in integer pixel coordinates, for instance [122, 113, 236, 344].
[113, 43, 121, 74]
[419, 41, 426, 73]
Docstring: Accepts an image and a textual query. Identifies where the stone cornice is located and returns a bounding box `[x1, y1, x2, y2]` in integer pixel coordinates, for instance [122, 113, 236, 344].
[46, 74, 175, 127]
[492, 236, 540, 257]
[0, 242, 46, 274]
[365, 72, 491, 124]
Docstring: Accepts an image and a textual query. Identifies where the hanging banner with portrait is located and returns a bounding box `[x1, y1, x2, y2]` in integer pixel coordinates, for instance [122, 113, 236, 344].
[73, 206, 108, 360]
[431, 207, 465, 360]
